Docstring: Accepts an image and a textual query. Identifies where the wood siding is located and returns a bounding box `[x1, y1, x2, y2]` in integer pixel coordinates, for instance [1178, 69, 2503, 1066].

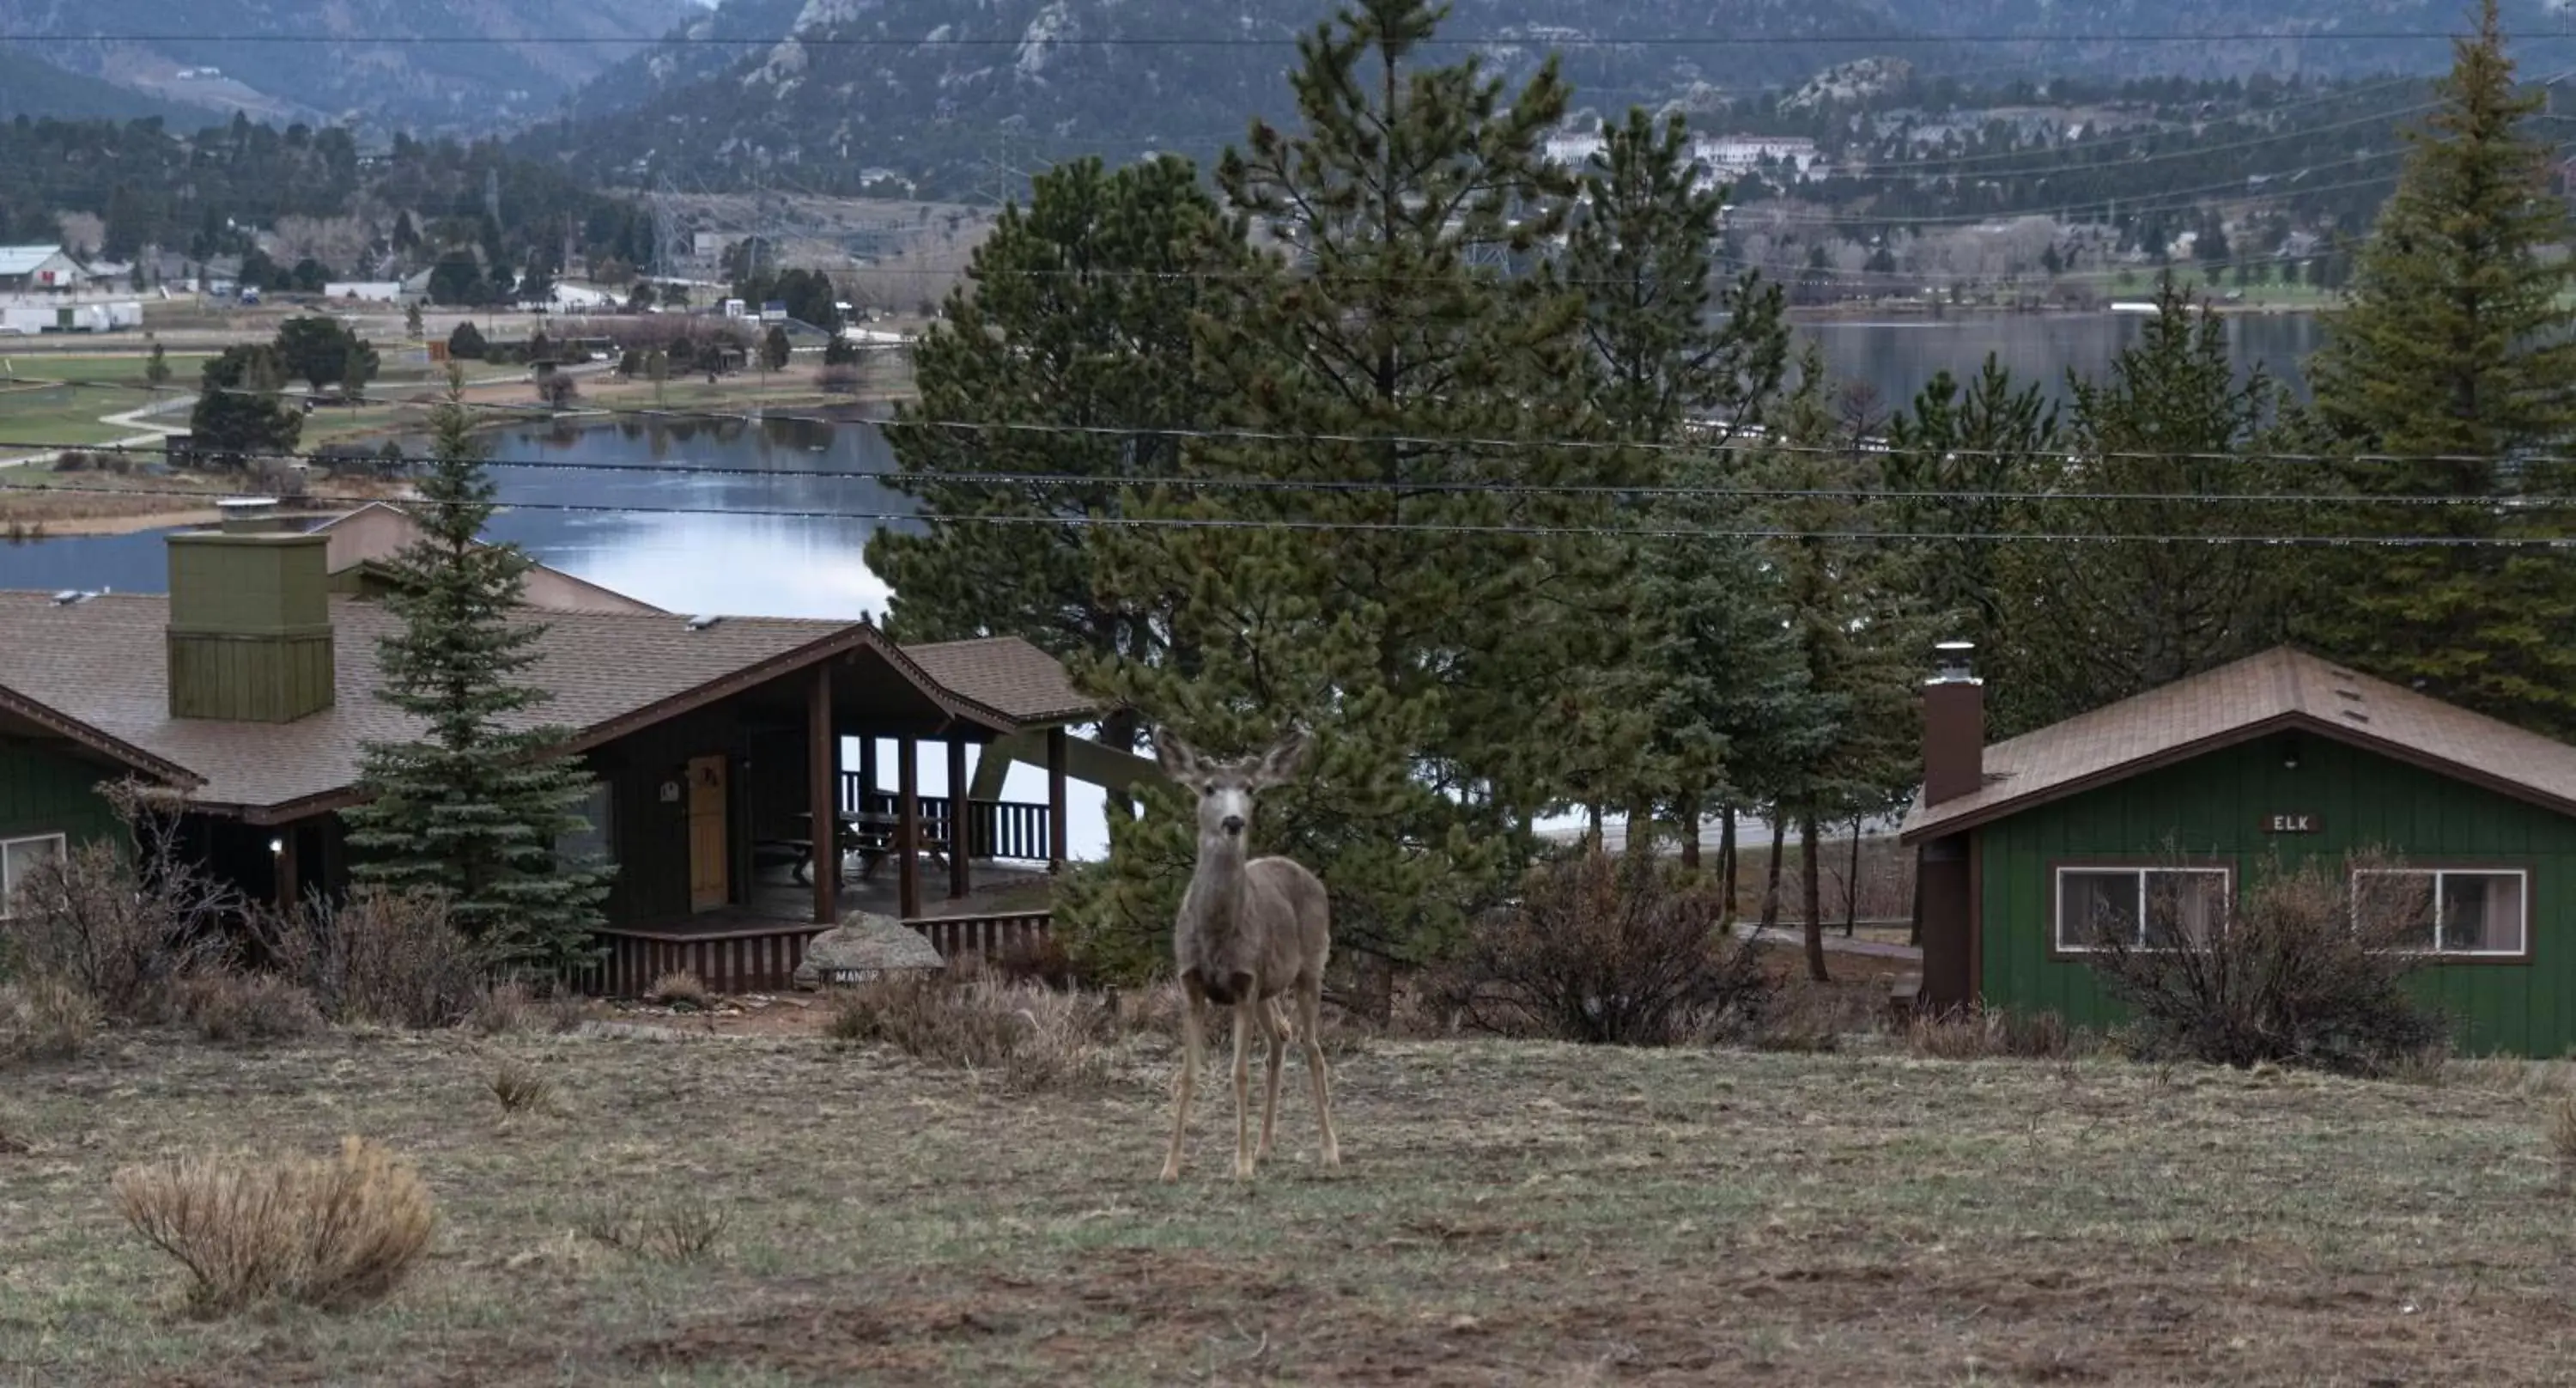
[589, 703, 757, 928]
[0, 740, 125, 848]
[1978, 732, 2576, 1056]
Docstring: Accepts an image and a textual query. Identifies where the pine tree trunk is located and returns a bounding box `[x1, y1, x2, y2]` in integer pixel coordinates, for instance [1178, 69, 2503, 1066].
[1759, 815, 1786, 932]
[1586, 803, 1604, 855]
[1845, 815, 1863, 937]
[1802, 813, 1831, 983]
[1720, 806, 1739, 925]
[1678, 788, 1702, 871]
[1625, 800, 1654, 860]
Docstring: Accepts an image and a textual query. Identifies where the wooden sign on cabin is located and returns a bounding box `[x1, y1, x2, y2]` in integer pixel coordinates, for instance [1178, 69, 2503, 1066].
[2261, 813, 2321, 835]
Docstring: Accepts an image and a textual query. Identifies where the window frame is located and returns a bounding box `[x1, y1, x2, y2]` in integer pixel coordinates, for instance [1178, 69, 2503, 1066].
[2349, 864, 2533, 964]
[0, 831, 68, 922]
[2048, 859, 2235, 958]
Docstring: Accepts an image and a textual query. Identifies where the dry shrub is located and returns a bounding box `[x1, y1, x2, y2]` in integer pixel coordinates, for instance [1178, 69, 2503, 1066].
[113, 1136, 434, 1315]
[0, 976, 100, 1062]
[826, 969, 1120, 1091]
[575, 1193, 728, 1263]
[488, 1058, 556, 1117]
[645, 971, 709, 1009]
[5, 787, 235, 1018]
[467, 981, 598, 1037]
[251, 887, 483, 1029]
[2083, 852, 2445, 1077]
[1441, 852, 1774, 1046]
[987, 934, 1078, 990]
[173, 972, 324, 1044]
[1905, 1007, 2073, 1062]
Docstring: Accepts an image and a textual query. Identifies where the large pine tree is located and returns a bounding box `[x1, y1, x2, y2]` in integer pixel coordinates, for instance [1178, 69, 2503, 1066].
[1070, 0, 1611, 977]
[2300, 0, 2576, 734]
[1559, 107, 1801, 855]
[867, 155, 1241, 758]
[346, 373, 610, 972]
[2007, 277, 2287, 731]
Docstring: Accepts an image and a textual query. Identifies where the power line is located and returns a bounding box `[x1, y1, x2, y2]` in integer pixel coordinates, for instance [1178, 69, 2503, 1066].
[4, 477, 2572, 547]
[0, 28, 2548, 47]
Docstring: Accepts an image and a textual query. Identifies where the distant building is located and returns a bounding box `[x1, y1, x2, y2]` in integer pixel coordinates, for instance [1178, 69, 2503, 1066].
[322, 282, 405, 302]
[0, 246, 89, 294]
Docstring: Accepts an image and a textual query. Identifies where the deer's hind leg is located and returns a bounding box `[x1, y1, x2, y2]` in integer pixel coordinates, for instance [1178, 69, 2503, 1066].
[1160, 976, 1207, 1183]
[1256, 994, 1287, 1162]
[1230, 1001, 1256, 1180]
[1295, 974, 1340, 1171]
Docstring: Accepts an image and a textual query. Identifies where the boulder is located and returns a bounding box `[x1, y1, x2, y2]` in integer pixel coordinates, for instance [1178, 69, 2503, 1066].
[793, 911, 946, 989]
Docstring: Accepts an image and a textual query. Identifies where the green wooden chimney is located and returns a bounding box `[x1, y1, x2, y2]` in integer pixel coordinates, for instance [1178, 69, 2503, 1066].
[165, 497, 335, 722]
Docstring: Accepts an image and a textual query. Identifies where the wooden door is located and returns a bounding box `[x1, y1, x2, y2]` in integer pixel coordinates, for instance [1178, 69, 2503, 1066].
[687, 755, 729, 912]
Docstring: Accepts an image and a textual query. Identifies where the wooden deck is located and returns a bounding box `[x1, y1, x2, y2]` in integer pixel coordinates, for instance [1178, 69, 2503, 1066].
[574, 861, 1055, 997]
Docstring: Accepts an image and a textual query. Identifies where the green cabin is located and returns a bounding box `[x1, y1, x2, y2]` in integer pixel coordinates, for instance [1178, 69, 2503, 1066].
[1903, 644, 2576, 1057]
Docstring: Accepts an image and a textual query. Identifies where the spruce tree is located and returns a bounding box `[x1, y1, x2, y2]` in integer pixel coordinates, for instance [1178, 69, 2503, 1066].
[346, 371, 611, 974]
[1072, 0, 1599, 977]
[867, 154, 1242, 759]
[1559, 107, 1797, 854]
[2005, 277, 2286, 729]
[2300, 0, 2576, 734]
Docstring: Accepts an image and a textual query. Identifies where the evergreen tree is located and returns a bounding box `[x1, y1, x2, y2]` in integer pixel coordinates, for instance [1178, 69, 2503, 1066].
[446, 320, 487, 360]
[1880, 353, 2057, 724]
[345, 372, 611, 973]
[1072, 0, 1596, 977]
[188, 344, 302, 466]
[1558, 105, 1796, 854]
[143, 343, 170, 390]
[275, 315, 377, 392]
[869, 154, 1243, 764]
[404, 298, 425, 340]
[2004, 277, 2287, 729]
[1760, 344, 1936, 981]
[760, 325, 792, 373]
[2300, 0, 2576, 735]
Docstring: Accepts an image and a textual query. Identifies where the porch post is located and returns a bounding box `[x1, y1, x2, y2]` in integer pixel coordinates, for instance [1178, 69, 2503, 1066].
[1047, 726, 1068, 874]
[947, 734, 972, 900]
[857, 734, 878, 811]
[809, 661, 837, 926]
[897, 736, 921, 920]
[272, 823, 299, 912]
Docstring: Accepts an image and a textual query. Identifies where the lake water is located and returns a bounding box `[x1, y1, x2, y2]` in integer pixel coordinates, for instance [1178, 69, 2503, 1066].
[0, 312, 2334, 858]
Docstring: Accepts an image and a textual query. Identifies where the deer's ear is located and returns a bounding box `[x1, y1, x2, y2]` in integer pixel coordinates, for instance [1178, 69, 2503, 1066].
[1152, 727, 1201, 782]
[1252, 730, 1308, 787]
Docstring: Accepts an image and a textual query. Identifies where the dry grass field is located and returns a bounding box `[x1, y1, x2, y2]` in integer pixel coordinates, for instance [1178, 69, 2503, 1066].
[6, 979, 2576, 1388]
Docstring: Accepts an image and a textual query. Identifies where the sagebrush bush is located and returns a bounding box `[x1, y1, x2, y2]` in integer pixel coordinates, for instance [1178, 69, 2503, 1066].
[1440, 852, 1774, 1046]
[252, 888, 483, 1029]
[2084, 852, 2445, 1077]
[645, 971, 709, 1008]
[0, 976, 100, 1062]
[1905, 1007, 2074, 1062]
[827, 970, 1121, 1092]
[488, 1058, 556, 1117]
[467, 981, 598, 1038]
[113, 1136, 435, 1315]
[173, 972, 325, 1044]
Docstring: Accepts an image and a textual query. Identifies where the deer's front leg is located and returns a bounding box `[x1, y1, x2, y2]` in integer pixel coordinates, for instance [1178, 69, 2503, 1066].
[1230, 1001, 1256, 1179]
[1161, 983, 1206, 1183]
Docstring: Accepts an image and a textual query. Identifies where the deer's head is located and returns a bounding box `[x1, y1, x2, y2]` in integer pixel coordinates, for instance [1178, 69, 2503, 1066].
[1153, 728, 1308, 848]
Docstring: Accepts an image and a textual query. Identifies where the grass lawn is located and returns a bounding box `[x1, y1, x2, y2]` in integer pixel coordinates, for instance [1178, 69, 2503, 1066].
[6, 1001, 2575, 1385]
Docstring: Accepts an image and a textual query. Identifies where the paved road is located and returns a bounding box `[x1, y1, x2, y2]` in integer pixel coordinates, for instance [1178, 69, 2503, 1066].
[1742, 925, 1921, 961]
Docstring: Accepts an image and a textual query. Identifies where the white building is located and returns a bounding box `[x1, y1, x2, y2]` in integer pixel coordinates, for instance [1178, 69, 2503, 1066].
[322, 281, 405, 302]
[1690, 137, 1826, 183]
[1544, 131, 1605, 168]
[0, 245, 89, 294]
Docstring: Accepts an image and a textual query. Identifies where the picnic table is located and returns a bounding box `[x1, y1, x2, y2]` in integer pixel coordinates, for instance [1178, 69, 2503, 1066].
[775, 809, 948, 886]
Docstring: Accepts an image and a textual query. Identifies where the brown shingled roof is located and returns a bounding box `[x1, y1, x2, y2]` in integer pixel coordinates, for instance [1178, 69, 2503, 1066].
[0, 594, 1094, 820]
[1899, 647, 2576, 843]
[906, 636, 1096, 727]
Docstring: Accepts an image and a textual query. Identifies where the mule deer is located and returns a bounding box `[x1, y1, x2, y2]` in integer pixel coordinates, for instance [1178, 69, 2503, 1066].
[1154, 728, 1340, 1182]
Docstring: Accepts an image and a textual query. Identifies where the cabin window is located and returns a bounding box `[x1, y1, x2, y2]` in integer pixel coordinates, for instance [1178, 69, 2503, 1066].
[0, 832, 66, 920]
[2352, 868, 2528, 958]
[2054, 866, 2230, 952]
[556, 782, 615, 869]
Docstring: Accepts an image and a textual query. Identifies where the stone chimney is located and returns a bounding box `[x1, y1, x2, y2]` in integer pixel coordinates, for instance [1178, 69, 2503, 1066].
[165, 497, 335, 722]
[1922, 640, 1984, 807]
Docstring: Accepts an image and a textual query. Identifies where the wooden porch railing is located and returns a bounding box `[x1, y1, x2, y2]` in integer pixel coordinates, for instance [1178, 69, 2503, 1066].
[908, 910, 1053, 962]
[837, 776, 1054, 862]
[574, 925, 831, 997]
